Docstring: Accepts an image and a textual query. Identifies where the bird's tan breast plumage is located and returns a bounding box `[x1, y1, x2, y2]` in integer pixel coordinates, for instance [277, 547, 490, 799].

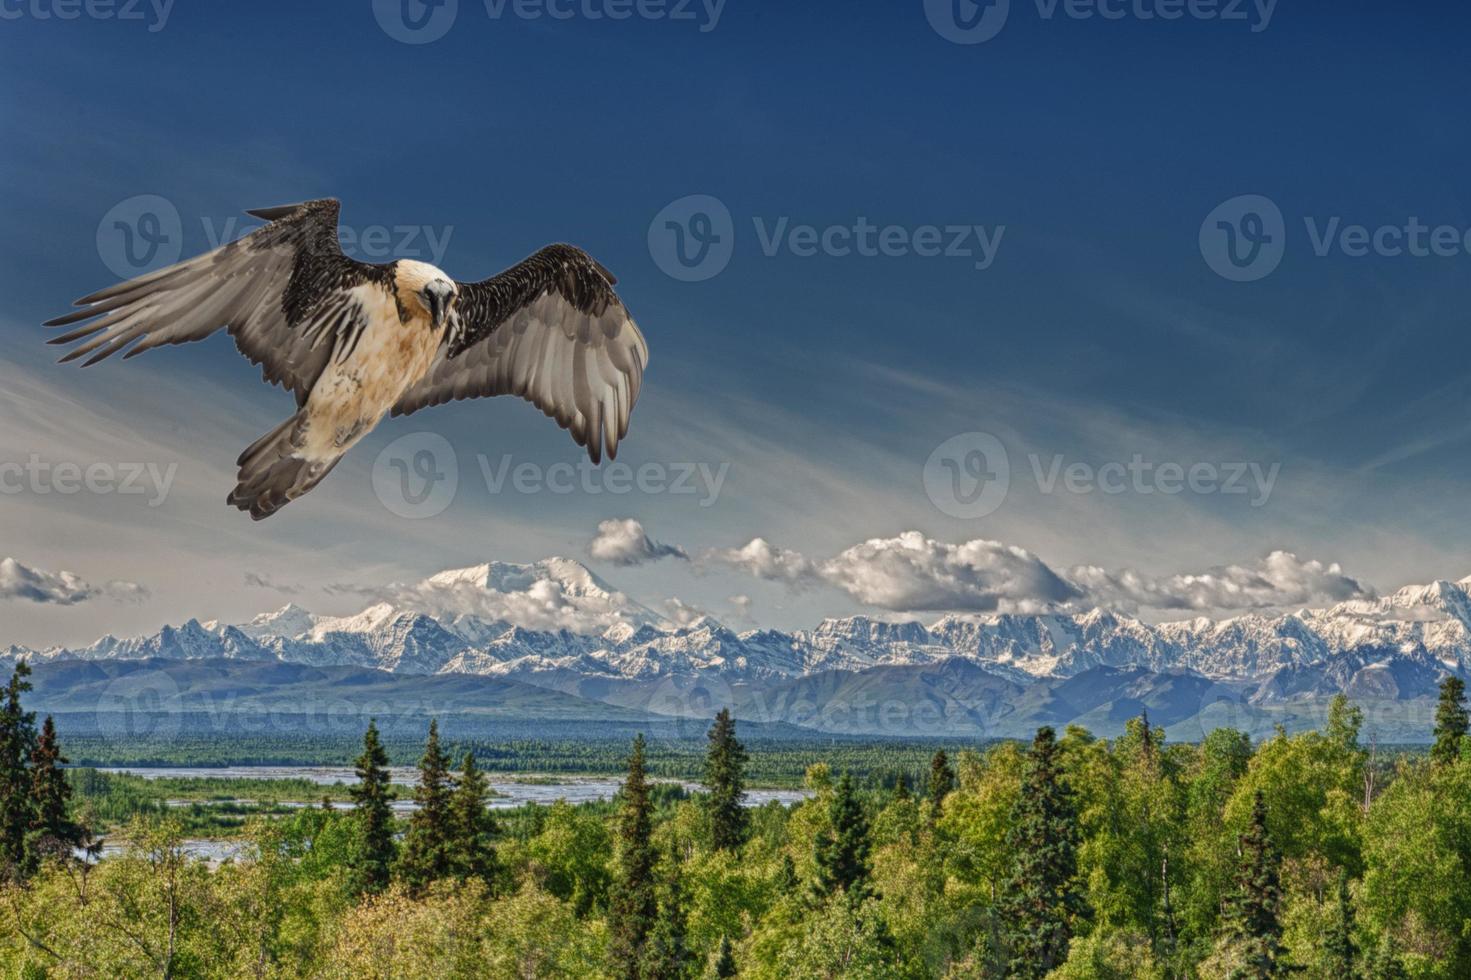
[297, 284, 442, 461]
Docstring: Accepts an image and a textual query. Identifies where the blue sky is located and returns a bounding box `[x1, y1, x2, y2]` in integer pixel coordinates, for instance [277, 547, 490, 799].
[3, 0, 1471, 646]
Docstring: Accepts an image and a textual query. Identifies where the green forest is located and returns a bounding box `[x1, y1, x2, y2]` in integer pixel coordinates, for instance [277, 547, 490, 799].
[2, 656, 1470, 979]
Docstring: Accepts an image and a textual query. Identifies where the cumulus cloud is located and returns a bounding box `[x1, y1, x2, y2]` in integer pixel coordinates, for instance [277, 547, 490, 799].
[1070, 550, 1372, 612]
[709, 532, 1369, 617]
[710, 531, 1077, 613]
[588, 518, 689, 566]
[820, 532, 1082, 613]
[707, 537, 819, 586]
[0, 557, 147, 606]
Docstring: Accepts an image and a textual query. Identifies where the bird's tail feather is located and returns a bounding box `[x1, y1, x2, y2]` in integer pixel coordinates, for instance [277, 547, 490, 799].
[228, 412, 340, 521]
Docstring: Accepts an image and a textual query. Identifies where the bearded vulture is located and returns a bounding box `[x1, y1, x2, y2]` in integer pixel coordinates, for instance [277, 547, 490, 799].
[45, 199, 649, 520]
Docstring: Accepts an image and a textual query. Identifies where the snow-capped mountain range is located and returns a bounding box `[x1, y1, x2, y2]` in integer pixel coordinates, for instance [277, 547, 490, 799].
[6, 559, 1470, 706]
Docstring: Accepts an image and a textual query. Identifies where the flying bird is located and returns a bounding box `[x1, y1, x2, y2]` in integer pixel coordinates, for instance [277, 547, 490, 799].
[46, 199, 649, 519]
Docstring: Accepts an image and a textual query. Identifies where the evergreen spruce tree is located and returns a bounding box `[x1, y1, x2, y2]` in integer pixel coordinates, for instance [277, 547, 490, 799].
[1430, 676, 1468, 766]
[642, 861, 695, 980]
[27, 715, 80, 870]
[448, 750, 499, 888]
[892, 772, 911, 801]
[1323, 868, 1357, 977]
[704, 708, 748, 852]
[1223, 790, 1287, 978]
[776, 853, 799, 897]
[812, 771, 872, 902]
[0, 662, 36, 878]
[927, 748, 955, 820]
[1000, 726, 1083, 978]
[1363, 933, 1407, 980]
[610, 733, 659, 979]
[347, 719, 396, 895]
[398, 719, 455, 891]
[710, 934, 737, 977]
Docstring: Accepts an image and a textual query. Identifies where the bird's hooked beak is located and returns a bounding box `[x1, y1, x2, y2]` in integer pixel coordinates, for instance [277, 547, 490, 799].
[421, 279, 455, 331]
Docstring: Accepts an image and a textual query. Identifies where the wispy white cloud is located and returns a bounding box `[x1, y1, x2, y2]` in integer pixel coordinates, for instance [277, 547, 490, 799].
[661, 596, 711, 628]
[243, 572, 299, 596]
[1068, 551, 1371, 613]
[727, 594, 753, 624]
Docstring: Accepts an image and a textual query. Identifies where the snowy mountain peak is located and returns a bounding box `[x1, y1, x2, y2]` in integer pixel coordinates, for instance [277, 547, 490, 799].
[240, 603, 317, 640]
[416, 557, 665, 630]
[8, 562, 1470, 697]
[424, 557, 611, 596]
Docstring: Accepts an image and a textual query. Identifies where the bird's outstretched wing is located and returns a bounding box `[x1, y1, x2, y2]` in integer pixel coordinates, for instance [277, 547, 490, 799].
[391, 243, 649, 463]
[46, 199, 394, 405]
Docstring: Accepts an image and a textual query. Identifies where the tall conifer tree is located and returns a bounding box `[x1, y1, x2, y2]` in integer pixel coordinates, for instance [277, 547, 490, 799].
[27, 715, 79, 869]
[642, 861, 695, 979]
[1363, 933, 1408, 980]
[1223, 790, 1287, 977]
[812, 771, 872, 902]
[704, 708, 748, 852]
[399, 719, 455, 890]
[0, 662, 36, 877]
[610, 733, 658, 979]
[711, 934, 737, 977]
[1001, 726, 1083, 978]
[1431, 676, 1468, 766]
[928, 749, 955, 825]
[348, 719, 395, 895]
[448, 750, 499, 887]
[1323, 868, 1357, 977]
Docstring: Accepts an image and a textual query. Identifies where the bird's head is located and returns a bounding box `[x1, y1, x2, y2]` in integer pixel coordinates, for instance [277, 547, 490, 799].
[395, 260, 458, 331]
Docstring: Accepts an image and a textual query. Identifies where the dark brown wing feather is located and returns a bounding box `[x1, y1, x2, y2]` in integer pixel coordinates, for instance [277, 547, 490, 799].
[392, 244, 649, 463]
[45, 199, 393, 405]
